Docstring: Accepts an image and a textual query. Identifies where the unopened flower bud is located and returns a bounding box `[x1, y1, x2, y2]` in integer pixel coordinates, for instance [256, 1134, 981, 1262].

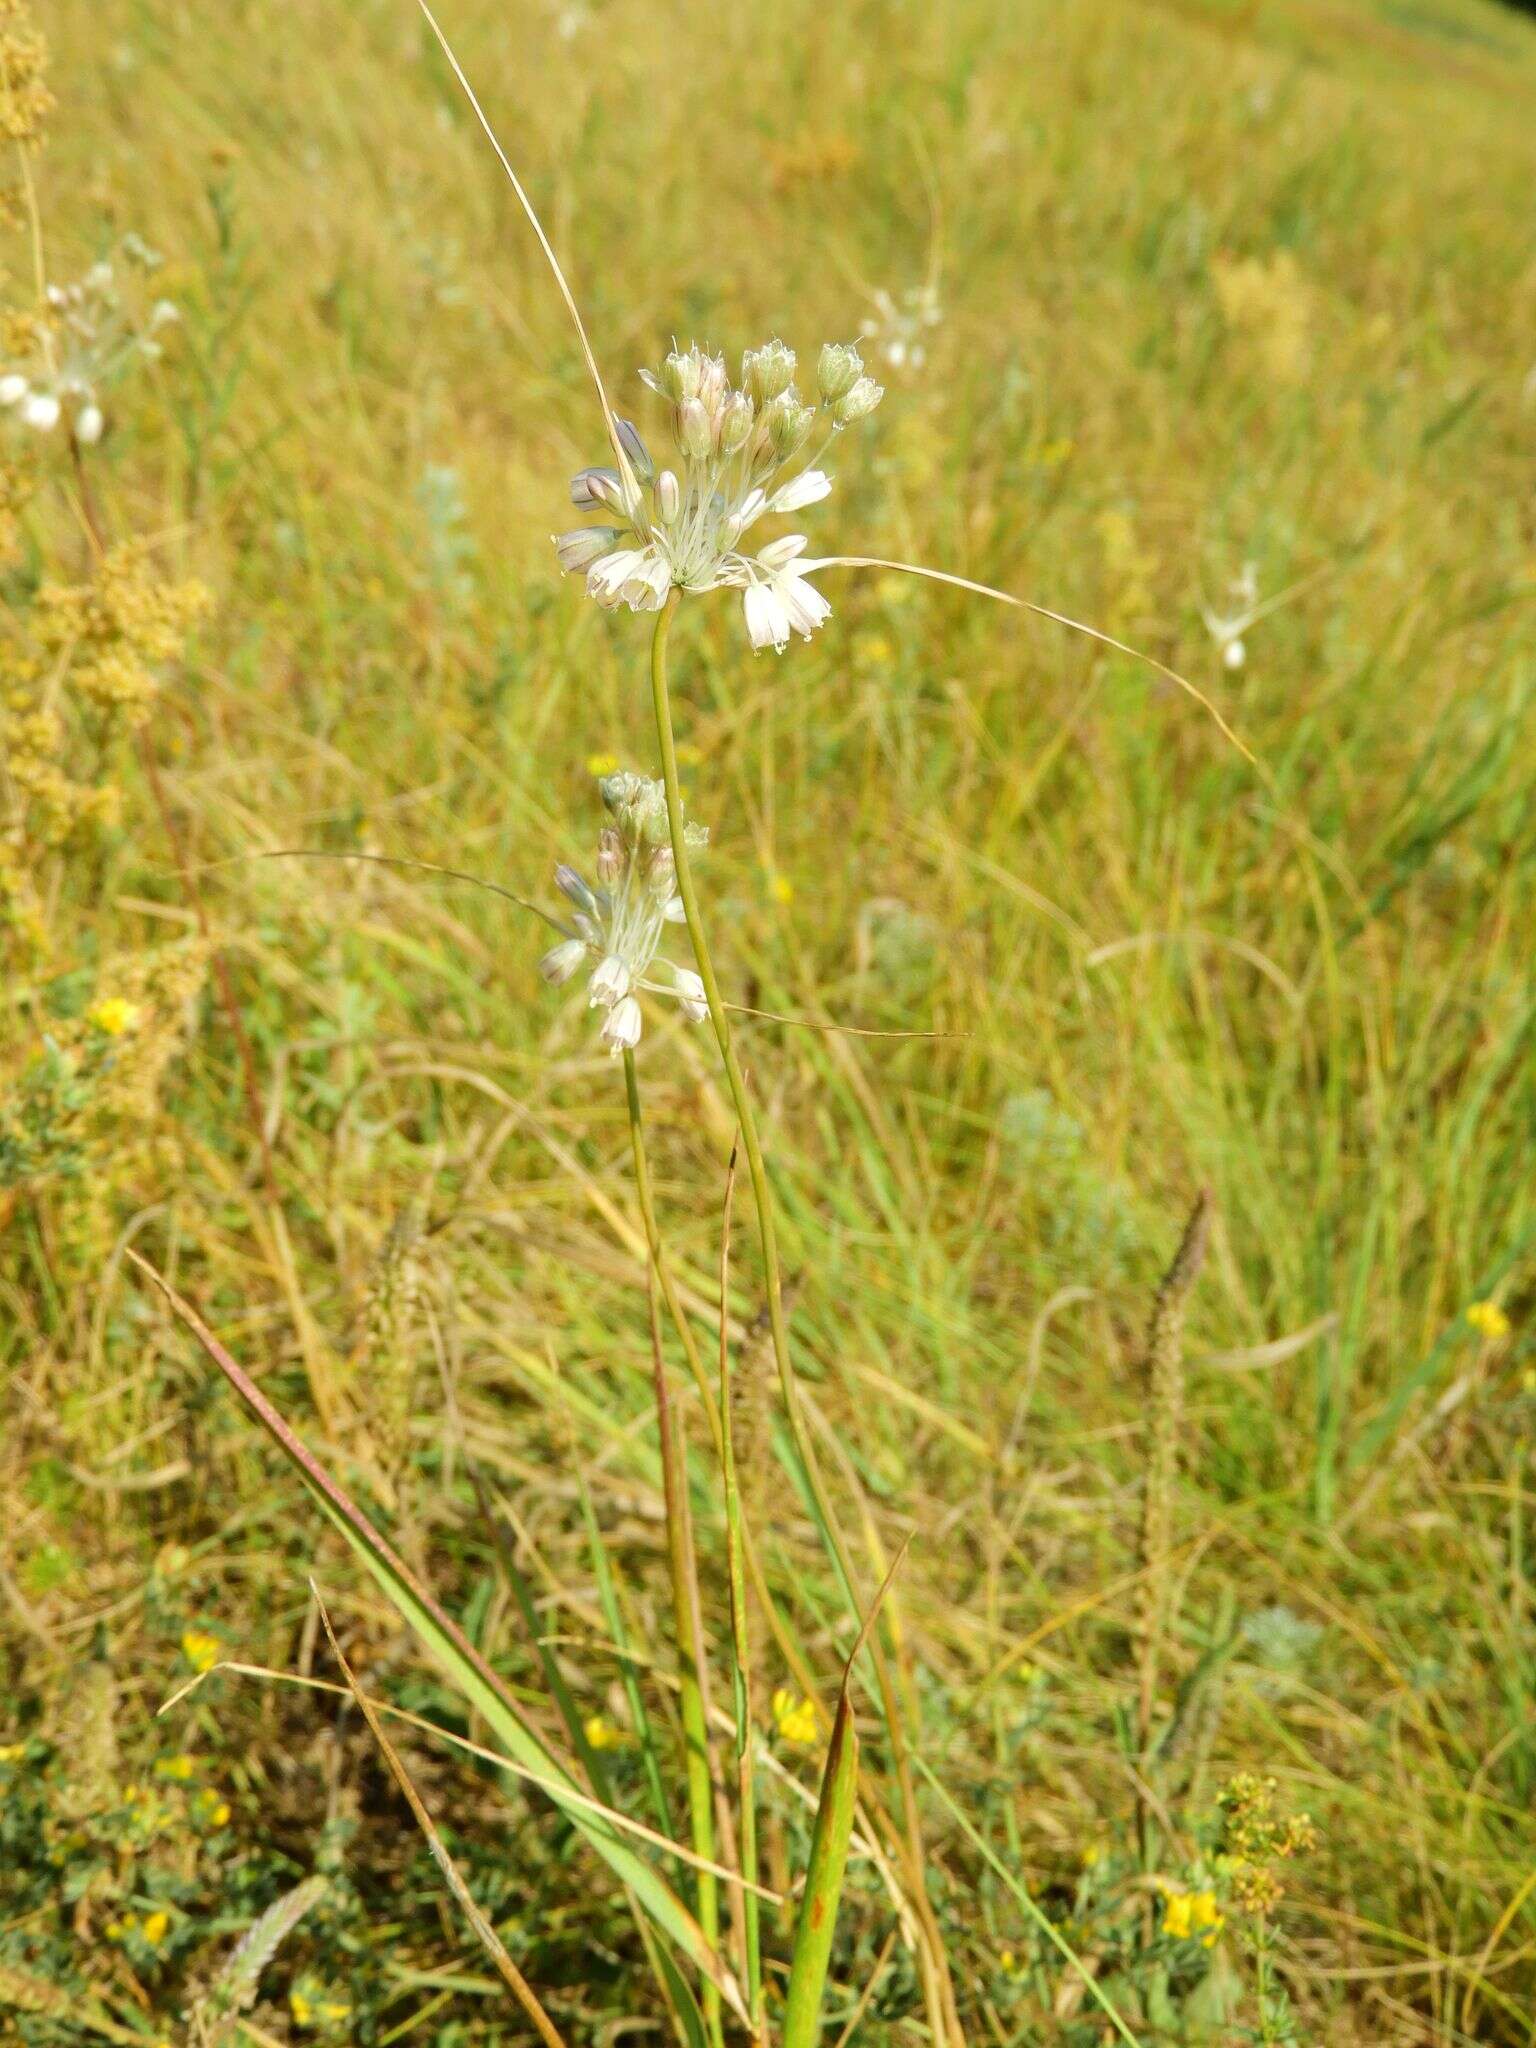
[554, 526, 623, 573]
[656, 469, 681, 523]
[20, 391, 60, 432]
[743, 339, 796, 407]
[696, 353, 728, 411]
[832, 376, 884, 427]
[646, 844, 676, 895]
[0, 374, 27, 407]
[718, 392, 754, 454]
[570, 466, 627, 512]
[75, 403, 105, 446]
[817, 342, 863, 403]
[594, 826, 624, 882]
[678, 398, 712, 461]
[766, 394, 814, 459]
[539, 939, 587, 985]
[614, 417, 653, 480]
[659, 349, 701, 403]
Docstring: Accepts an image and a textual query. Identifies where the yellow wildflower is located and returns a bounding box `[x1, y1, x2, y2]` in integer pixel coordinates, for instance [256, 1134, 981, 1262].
[193, 1785, 231, 1826]
[1467, 1300, 1511, 1340]
[771, 1688, 818, 1746]
[675, 741, 704, 769]
[0, 1742, 25, 1764]
[585, 751, 620, 778]
[769, 871, 794, 906]
[1191, 1890, 1224, 1946]
[141, 1909, 170, 1947]
[88, 996, 140, 1036]
[155, 1753, 196, 1780]
[180, 1629, 221, 1673]
[583, 1713, 625, 1752]
[1080, 1843, 1103, 1868]
[290, 1991, 313, 2026]
[1161, 1890, 1194, 1941]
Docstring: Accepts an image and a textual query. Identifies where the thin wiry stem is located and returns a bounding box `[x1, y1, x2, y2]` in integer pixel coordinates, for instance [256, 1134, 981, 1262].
[717, 1145, 763, 2038]
[808, 554, 1256, 765]
[623, 1048, 724, 2048]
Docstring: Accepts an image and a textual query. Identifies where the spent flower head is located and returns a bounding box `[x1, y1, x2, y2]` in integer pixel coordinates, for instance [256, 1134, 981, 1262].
[0, 237, 178, 443]
[540, 771, 709, 1055]
[555, 336, 883, 652]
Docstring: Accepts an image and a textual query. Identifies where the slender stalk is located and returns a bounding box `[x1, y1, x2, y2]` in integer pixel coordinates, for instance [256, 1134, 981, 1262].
[718, 1146, 763, 2038]
[648, 596, 961, 2048]
[624, 1049, 723, 2048]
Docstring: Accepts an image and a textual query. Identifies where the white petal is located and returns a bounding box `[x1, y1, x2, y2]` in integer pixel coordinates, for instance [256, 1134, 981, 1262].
[587, 954, 632, 1008]
[755, 532, 809, 572]
[0, 374, 27, 407]
[663, 895, 687, 924]
[743, 582, 790, 653]
[75, 403, 104, 445]
[778, 572, 832, 641]
[20, 391, 61, 432]
[586, 548, 646, 606]
[673, 967, 708, 1020]
[769, 469, 832, 514]
[602, 995, 643, 1054]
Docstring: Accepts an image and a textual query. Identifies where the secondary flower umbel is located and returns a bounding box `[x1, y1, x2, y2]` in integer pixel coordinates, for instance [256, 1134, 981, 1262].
[539, 772, 710, 1056]
[0, 237, 178, 444]
[554, 338, 883, 653]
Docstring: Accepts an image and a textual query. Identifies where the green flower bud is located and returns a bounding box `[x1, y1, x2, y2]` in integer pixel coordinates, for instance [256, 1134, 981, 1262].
[659, 350, 701, 404]
[718, 392, 754, 454]
[765, 393, 814, 459]
[817, 342, 864, 403]
[678, 398, 712, 461]
[742, 339, 796, 408]
[832, 375, 884, 427]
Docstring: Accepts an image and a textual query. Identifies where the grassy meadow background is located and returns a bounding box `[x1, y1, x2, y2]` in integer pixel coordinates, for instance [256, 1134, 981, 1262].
[4, 0, 1536, 2040]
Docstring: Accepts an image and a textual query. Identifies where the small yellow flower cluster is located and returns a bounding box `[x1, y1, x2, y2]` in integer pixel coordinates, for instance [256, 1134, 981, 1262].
[181, 1628, 222, 1673]
[88, 996, 141, 1038]
[105, 1907, 171, 1947]
[1160, 1886, 1224, 1947]
[1217, 1773, 1319, 1917]
[0, 547, 208, 964]
[290, 1981, 353, 2030]
[1466, 1299, 1512, 1341]
[771, 1688, 818, 1746]
[0, 0, 52, 155]
[34, 542, 211, 726]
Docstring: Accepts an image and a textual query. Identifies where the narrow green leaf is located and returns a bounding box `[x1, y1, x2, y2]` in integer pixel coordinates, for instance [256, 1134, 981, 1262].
[131, 1253, 745, 2025]
[780, 1691, 859, 2048]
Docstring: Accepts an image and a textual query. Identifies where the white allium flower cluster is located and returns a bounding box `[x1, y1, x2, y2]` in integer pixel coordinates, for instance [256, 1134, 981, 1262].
[0, 237, 178, 444]
[861, 283, 942, 373]
[540, 772, 710, 1056]
[554, 338, 883, 653]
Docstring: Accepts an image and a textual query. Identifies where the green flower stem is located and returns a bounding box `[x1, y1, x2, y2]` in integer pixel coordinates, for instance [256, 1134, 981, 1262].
[623, 1047, 723, 2048]
[647, 595, 960, 2046]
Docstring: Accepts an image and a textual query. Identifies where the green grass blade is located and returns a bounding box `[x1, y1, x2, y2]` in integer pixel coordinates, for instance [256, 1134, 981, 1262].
[780, 1689, 859, 2048]
[131, 1253, 746, 2025]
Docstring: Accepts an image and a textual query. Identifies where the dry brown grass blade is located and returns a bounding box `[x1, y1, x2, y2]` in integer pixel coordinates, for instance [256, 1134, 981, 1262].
[312, 1582, 570, 2048]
